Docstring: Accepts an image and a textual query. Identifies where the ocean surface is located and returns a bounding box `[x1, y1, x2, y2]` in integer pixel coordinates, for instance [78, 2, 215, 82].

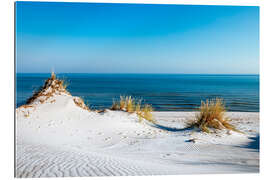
[16, 73, 259, 112]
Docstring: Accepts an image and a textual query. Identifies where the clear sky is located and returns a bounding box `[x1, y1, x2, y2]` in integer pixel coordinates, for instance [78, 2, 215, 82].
[16, 2, 259, 74]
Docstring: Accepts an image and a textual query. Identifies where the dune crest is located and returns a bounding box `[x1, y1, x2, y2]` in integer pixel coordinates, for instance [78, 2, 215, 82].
[19, 73, 91, 113]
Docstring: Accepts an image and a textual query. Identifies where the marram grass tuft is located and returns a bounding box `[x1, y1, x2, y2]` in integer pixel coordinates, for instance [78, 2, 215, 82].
[188, 98, 241, 133]
[111, 96, 155, 123]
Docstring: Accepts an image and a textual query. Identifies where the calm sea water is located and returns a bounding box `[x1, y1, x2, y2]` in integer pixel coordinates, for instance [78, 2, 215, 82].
[16, 73, 259, 112]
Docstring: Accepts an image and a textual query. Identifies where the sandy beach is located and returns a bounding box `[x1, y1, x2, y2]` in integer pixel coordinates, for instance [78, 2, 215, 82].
[15, 80, 259, 177]
[14, 2, 260, 178]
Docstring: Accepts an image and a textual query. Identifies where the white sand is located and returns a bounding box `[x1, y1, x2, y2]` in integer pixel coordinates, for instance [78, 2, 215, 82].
[15, 87, 259, 177]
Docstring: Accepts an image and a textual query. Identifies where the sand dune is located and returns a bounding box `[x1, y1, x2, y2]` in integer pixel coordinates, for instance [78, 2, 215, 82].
[15, 77, 259, 177]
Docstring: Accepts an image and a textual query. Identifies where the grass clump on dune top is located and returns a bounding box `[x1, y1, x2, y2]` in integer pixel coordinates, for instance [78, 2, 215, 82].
[111, 96, 155, 123]
[189, 98, 240, 133]
[26, 72, 70, 105]
[24, 72, 91, 111]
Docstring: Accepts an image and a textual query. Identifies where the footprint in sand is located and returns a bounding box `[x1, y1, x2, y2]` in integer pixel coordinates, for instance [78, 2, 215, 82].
[105, 137, 112, 141]
[162, 153, 171, 158]
[98, 132, 103, 135]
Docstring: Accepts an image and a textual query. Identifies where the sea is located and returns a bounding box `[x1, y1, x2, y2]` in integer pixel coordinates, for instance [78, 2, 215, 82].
[16, 73, 259, 112]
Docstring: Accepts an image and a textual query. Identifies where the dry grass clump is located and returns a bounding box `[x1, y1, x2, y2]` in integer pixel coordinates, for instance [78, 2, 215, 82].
[135, 100, 142, 114]
[112, 96, 135, 112]
[50, 99, 56, 103]
[73, 97, 91, 111]
[111, 99, 120, 110]
[125, 96, 136, 113]
[22, 72, 91, 111]
[111, 96, 155, 123]
[26, 72, 70, 104]
[188, 98, 240, 133]
[138, 104, 155, 123]
[19, 104, 34, 109]
[120, 96, 126, 110]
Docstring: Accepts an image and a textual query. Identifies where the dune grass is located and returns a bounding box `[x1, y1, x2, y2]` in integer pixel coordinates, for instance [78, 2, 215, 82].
[119, 96, 126, 110]
[140, 104, 154, 123]
[73, 97, 91, 112]
[111, 96, 155, 123]
[111, 99, 120, 110]
[135, 100, 142, 114]
[188, 98, 240, 133]
[26, 72, 71, 104]
[125, 96, 135, 113]
[112, 96, 135, 112]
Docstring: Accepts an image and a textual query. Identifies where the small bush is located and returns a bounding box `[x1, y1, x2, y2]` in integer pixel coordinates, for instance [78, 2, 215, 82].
[189, 98, 239, 133]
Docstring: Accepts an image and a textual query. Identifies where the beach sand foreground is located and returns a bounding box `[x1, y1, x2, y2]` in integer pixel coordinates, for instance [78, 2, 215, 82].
[15, 79, 259, 177]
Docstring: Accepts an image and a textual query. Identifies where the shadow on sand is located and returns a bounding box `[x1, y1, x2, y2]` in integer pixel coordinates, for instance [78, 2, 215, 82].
[151, 123, 193, 132]
[241, 135, 260, 152]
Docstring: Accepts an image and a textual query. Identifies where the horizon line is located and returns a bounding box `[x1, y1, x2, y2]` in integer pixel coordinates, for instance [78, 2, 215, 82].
[16, 72, 259, 75]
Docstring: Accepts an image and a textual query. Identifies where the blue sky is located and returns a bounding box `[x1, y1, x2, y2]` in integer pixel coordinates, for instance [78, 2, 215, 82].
[16, 2, 259, 74]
